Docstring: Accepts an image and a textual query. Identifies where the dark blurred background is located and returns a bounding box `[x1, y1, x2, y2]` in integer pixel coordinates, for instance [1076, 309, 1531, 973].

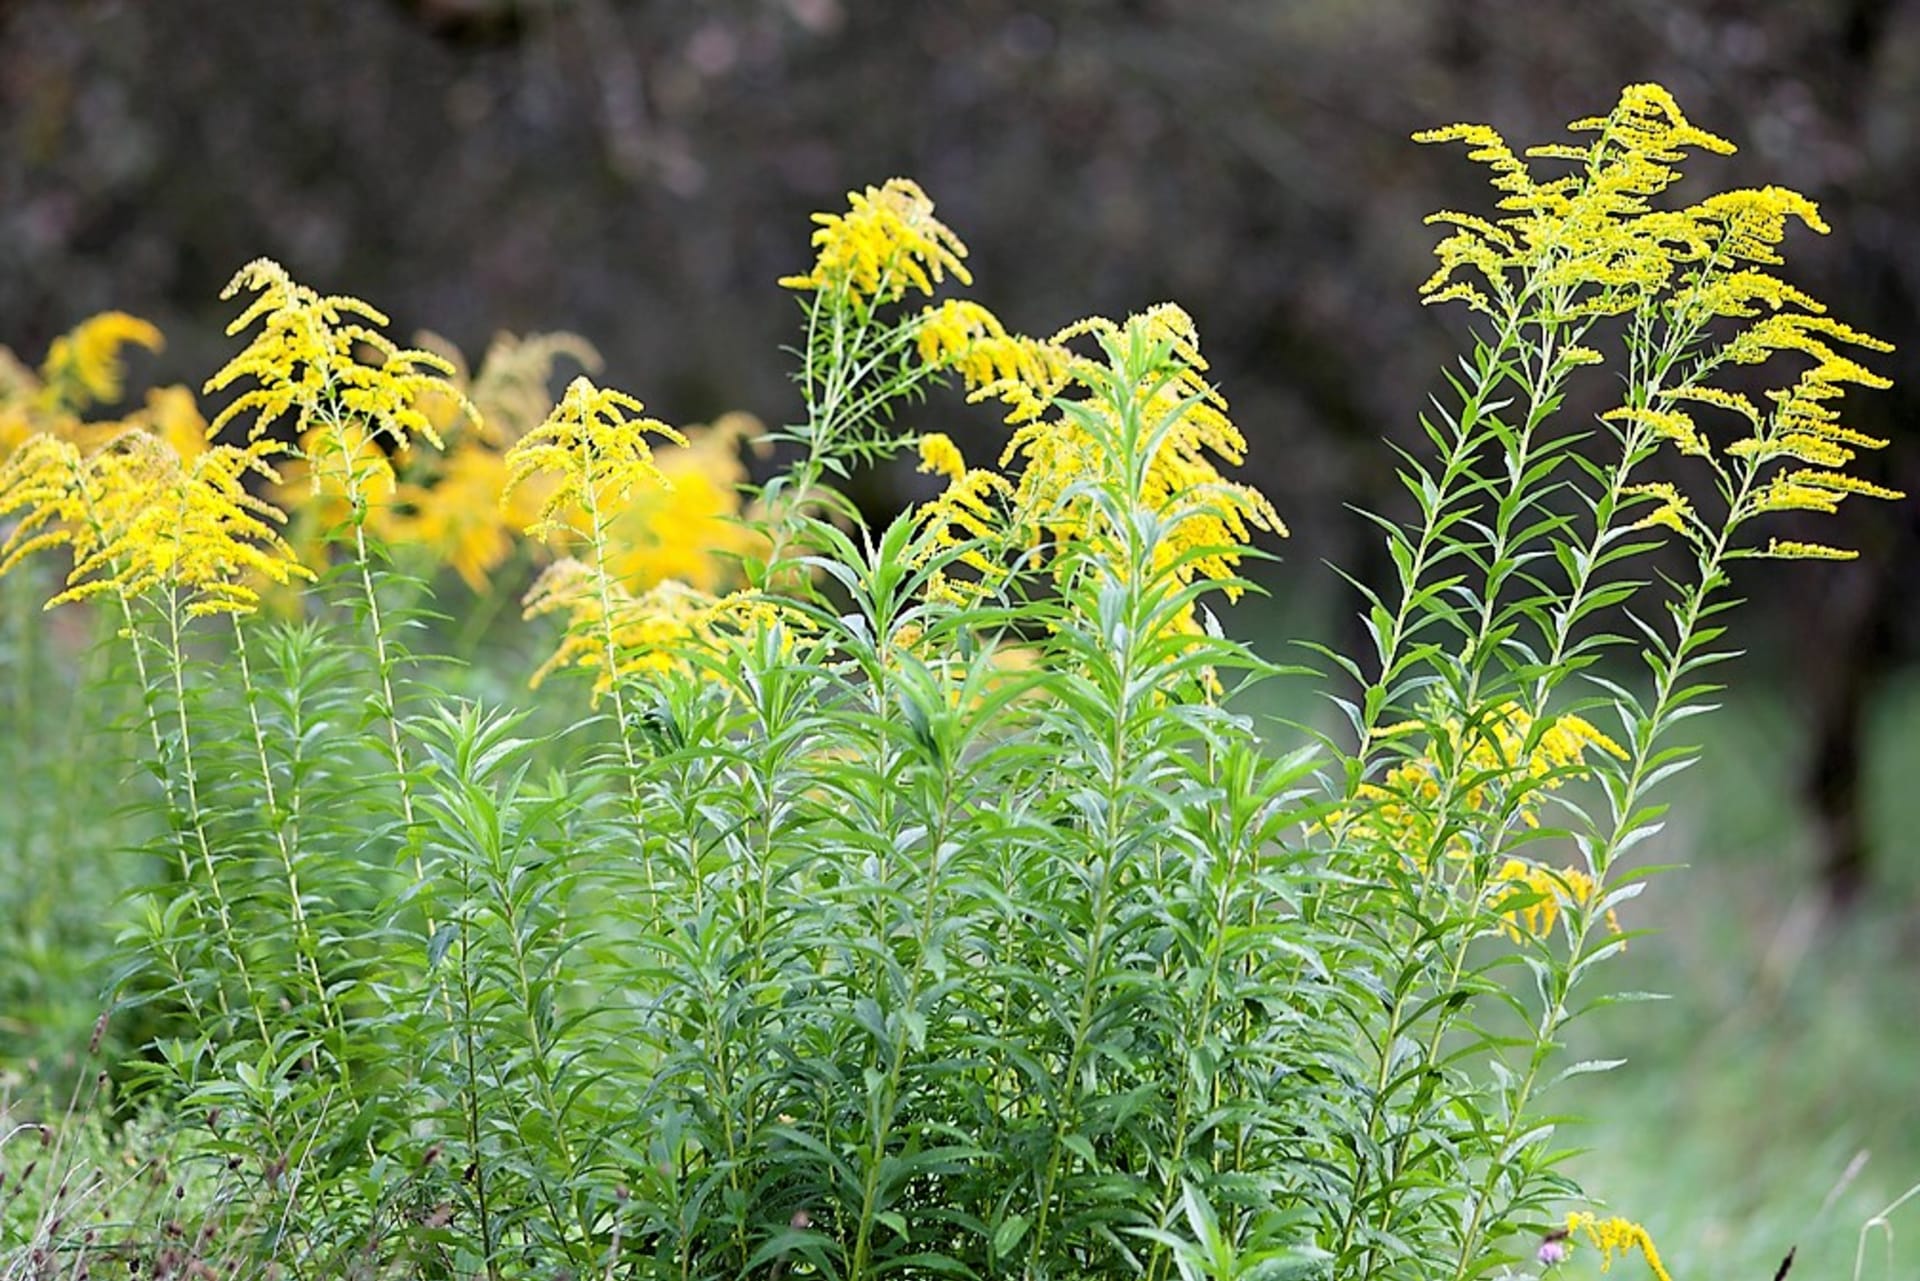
[3, 0, 1917, 904]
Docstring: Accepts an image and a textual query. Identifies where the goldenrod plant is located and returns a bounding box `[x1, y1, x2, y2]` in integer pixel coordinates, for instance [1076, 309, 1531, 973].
[0, 86, 1897, 1279]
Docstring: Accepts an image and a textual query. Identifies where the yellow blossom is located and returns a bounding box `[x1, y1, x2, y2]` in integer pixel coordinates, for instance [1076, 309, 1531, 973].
[1491, 859, 1623, 942]
[205, 258, 473, 451]
[0, 429, 308, 616]
[1619, 482, 1697, 540]
[1562, 1212, 1674, 1281]
[503, 376, 686, 542]
[1761, 538, 1858, 561]
[597, 412, 764, 594]
[38, 312, 163, 412]
[779, 178, 971, 303]
[390, 443, 518, 592]
[522, 558, 786, 695]
[916, 432, 966, 483]
[412, 328, 602, 447]
[1602, 405, 1711, 457]
[1333, 703, 1627, 863]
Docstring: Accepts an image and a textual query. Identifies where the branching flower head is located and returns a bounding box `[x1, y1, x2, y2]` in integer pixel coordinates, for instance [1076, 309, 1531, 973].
[522, 557, 786, 695]
[1419, 85, 1897, 561]
[204, 258, 474, 451]
[1561, 1212, 1674, 1281]
[503, 375, 687, 542]
[0, 428, 308, 616]
[780, 178, 971, 304]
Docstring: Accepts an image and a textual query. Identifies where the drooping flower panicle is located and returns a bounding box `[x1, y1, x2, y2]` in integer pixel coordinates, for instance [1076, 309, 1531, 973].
[780, 178, 971, 304]
[502, 375, 687, 543]
[1418, 84, 1898, 560]
[205, 258, 474, 451]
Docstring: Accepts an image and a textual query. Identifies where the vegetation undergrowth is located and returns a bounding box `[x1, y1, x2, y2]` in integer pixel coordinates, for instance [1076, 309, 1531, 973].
[0, 85, 1900, 1280]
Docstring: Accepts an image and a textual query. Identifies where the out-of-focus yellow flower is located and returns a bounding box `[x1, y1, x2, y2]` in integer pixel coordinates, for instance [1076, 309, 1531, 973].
[504, 376, 685, 542]
[597, 412, 764, 595]
[1491, 858, 1623, 942]
[0, 313, 175, 461]
[129, 386, 211, 464]
[411, 328, 602, 448]
[780, 178, 970, 304]
[1562, 1212, 1673, 1281]
[39, 312, 164, 412]
[391, 443, 517, 593]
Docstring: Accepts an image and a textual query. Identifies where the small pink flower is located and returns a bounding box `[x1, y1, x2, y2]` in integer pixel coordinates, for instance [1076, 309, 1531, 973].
[1537, 1237, 1569, 1266]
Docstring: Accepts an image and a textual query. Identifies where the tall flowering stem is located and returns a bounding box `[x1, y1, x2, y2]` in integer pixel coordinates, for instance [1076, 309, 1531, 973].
[1337, 84, 1900, 1278]
[205, 259, 473, 891]
[768, 179, 975, 578]
[506, 375, 685, 892]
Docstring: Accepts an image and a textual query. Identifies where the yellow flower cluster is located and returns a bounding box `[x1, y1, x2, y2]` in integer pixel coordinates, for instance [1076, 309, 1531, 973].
[1336, 702, 1627, 864]
[915, 300, 1074, 418]
[1418, 85, 1898, 560]
[1415, 84, 1736, 316]
[1562, 1212, 1674, 1281]
[779, 178, 971, 304]
[913, 432, 1014, 603]
[0, 311, 183, 459]
[205, 258, 473, 452]
[912, 300, 1284, 636]
[504, 376, 686, 543]
[38, 312, 163, 412]
[272, 328, 602, 591]
[521, 557, 785, 694]
[0, 428, 308, 618]
[1491, 858, 1622, 943]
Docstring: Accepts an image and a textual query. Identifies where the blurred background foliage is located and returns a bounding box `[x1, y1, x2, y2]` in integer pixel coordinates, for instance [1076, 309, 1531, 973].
[2, 1, 1917, 1275]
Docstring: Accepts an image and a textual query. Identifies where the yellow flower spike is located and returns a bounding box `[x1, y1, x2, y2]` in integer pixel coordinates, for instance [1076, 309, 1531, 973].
[522, 558, 792, 695]
[780, 178, 971, 304]
[204, 258, 474, 450]
[1761, 538, 1859, 561]
[1620, 482, 1698, 540]
[916, 432, 967, 483]
[38, 312, 164, 412]
[1563, 1211, 1674, 1281]
[503, 376, 687, 543]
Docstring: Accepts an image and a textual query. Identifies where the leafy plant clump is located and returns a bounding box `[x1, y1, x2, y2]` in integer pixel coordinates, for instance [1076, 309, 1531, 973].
[0, 85, 1896, 1280]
